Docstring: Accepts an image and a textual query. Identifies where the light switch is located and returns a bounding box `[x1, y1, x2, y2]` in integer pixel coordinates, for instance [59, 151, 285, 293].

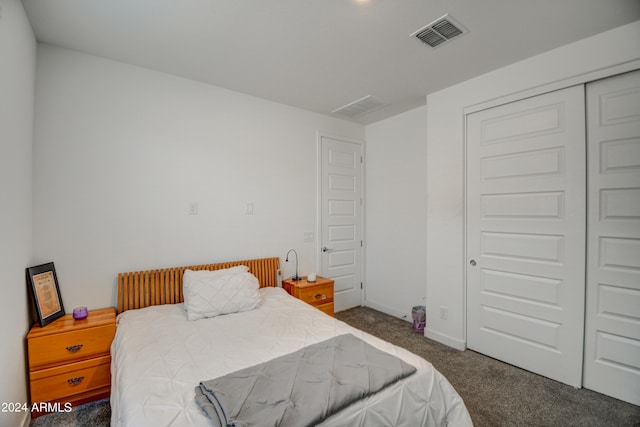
[303, 231, 314, 242]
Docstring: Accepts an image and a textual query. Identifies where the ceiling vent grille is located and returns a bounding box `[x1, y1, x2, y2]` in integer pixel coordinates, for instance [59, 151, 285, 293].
[332, 95, 387, 118]
[411, 14, 467, 48]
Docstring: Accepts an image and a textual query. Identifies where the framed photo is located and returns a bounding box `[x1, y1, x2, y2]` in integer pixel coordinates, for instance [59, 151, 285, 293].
[27, 262, 65, 327]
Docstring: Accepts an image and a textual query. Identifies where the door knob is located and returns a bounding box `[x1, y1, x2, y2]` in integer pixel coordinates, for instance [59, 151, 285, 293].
[469, 259, 477, 266]
[322, 246, 334, 253]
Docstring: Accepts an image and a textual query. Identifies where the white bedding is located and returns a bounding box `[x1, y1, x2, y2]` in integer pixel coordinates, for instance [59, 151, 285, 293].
[111, 287, 472, 426]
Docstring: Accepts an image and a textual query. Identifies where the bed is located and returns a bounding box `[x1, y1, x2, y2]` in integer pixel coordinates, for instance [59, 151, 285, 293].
[111, 257, 472, 426]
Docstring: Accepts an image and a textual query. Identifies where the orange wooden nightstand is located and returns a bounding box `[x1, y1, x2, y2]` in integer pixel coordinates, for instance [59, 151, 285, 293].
[283, 276, 334, 317]
[26, 307, 116, 417]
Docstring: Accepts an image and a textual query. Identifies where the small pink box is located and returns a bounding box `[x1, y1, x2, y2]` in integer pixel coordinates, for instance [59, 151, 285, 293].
[73, 307, 88, 320]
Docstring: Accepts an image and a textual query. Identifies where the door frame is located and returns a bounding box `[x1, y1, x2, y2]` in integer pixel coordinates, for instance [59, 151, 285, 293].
[316, 131, 366, 309]
[462, 59, 640, 348]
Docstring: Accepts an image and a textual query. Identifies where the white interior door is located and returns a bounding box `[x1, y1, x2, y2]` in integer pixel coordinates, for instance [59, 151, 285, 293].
[584, 70, 640, 405]
[319, 135, 363, 312]
[466, 85, 586, 387]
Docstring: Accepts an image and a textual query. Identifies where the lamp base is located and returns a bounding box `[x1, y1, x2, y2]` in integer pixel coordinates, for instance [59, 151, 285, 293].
[291, 275, 302, 281]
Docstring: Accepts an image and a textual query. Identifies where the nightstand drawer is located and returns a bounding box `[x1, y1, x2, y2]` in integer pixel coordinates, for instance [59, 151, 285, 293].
[297, 283, 334, 306]
[30, 355, 111, 403]
[28, 324, 115, 369]
[317, 302, 335, 317]
[282, 277, 335, 317]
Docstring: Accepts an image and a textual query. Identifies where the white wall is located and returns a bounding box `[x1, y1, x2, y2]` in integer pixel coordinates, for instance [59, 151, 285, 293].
[364, 106, 427, 320]
[425, 21, 640, 349]
[0, 1, 36, 426]
[33, 45, 364, 311]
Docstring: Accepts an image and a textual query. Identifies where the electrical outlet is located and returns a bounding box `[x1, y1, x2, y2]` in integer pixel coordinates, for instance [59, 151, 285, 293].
[188, 202, 198, 215]
[439, 306, 448, 320]
[245, 202, 254, 215]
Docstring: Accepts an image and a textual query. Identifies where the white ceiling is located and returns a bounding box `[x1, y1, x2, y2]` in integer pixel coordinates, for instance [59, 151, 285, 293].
[22, 0, 640, 124]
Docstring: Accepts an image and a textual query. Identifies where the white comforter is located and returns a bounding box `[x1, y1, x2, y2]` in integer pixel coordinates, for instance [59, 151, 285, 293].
[111, 287, 472, 426]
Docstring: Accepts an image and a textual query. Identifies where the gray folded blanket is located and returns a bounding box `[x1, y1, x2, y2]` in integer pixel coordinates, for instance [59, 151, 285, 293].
[195, 333, 417, 427]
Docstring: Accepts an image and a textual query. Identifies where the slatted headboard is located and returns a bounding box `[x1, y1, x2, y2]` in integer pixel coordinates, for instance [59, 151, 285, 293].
[117, 257, 280, 313]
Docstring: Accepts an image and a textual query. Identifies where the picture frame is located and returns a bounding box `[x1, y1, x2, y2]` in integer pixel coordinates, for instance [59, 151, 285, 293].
[27, 262, 65, 327]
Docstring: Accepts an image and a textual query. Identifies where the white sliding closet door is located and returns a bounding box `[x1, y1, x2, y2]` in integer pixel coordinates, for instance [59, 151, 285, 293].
[466, 86, 586, 387]
[584, 70, 640, 405]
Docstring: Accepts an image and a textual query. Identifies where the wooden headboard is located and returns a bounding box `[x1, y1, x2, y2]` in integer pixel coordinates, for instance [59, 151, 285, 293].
[117, 257, 280, 313]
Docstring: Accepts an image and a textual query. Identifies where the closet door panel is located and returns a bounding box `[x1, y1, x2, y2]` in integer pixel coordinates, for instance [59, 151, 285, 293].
[585, 69, 640, 406]
[466, 85, 586, 387]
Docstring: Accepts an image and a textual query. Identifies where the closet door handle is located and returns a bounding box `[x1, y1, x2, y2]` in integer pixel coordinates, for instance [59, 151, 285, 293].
[469, 260, 477, 267]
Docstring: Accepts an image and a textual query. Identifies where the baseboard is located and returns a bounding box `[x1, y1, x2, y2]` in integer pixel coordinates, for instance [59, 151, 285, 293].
[425, 328, 466, 351]
[363, 300, 412, 323]
[20, 411, 30, 427]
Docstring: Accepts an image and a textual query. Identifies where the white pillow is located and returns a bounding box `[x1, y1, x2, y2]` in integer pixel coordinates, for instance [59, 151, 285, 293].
[183, 268, 261, 321]
[182, 266, 249, 310]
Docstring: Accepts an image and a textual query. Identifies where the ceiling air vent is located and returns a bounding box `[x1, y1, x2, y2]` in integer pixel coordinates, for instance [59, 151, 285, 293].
[411, 14, 467, 48]
[332, 95, 387, 118]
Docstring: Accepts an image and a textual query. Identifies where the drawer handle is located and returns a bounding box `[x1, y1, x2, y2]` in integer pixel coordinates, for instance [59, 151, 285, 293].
[315, 293, 327, 300]
[66, 344, 83, 353]
[67, 376, 84, 386]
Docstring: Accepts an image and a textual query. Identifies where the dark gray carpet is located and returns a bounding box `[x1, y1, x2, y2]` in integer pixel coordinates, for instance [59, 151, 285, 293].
[31, 306, 640, 426]
[337, 307, 640, 427]
[29, 398, 110, 427]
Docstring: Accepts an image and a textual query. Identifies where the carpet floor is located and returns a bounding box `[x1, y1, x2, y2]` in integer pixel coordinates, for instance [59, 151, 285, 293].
[30, 306, 640, 426]
[337, 307, 640, 427]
